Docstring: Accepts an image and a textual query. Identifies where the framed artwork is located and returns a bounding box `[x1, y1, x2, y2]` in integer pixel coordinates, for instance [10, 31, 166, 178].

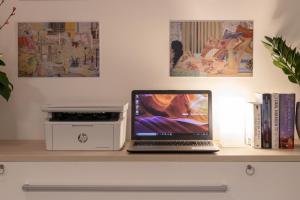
[170, 20, 253, 77]
[18, 22, 99, 77]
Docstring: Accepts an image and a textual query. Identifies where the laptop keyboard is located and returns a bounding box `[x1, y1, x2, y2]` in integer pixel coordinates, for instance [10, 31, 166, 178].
[134, 141, 213, 146]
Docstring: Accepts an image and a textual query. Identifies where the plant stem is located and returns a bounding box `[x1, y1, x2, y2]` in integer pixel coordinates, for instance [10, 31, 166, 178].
[0, 5, 16, 31]
[0, 0, 5, 7]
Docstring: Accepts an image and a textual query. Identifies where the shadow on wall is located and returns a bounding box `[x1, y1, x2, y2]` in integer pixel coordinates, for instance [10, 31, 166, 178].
[0, 81, 45, 139]
[0, 99, 17, 139]
[273, 0, 300, 47]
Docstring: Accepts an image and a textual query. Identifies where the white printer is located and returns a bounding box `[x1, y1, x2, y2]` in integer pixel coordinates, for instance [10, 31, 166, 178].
[41, 103, 128, 150]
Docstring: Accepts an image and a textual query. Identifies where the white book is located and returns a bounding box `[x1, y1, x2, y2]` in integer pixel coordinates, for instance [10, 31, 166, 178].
[245, 103, 254, 146]
[245, 103, 261, 148]
[253, 103, 262, 148]
[271, 93, 279, 149]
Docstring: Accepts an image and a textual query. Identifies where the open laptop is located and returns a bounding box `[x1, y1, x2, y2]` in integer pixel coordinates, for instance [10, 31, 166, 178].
[127, 90, 219, 153]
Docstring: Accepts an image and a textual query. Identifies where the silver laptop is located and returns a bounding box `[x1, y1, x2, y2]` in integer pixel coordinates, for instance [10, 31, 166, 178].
[127, 90, 219, 153]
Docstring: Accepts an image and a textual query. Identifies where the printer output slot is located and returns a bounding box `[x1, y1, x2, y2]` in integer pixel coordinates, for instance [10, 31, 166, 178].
[50, 112, 120, 122]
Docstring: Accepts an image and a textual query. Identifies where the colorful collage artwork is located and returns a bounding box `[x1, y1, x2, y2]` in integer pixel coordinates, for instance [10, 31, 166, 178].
[170, 20, 253, 77]
[18, 22, 99, 77]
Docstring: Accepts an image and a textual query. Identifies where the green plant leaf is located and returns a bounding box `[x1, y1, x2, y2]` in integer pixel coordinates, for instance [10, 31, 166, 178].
[282, 67, 292, 75]
[277, 57, 287, 65]
[0, 84, 11, 101]
[296, 57, 300, 70]
[0, 71, 13, 101]
[292, 50, 300, 80]
[287, 47, 296, 66]
[273, 60, 287, 69]
[296, 56, 300, 72]
[265, 36, 273, 44]
[292, 48, 297, 67]
[0, 72, 9, 86]
[288, 75, 297, 84]
[295, 61, 300, 75]
[0, 59, 5, 66]
[9, 81, 13, 90]
[282, 45, 289, 59]
[278, 38, 284, 53]
[296, 52, 300, 61]
[262, 41, 272, 51]
[272, 48, 280, 56]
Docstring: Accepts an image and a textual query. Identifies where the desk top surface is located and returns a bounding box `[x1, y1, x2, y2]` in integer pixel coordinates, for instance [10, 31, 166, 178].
[0, 140, 300, 162]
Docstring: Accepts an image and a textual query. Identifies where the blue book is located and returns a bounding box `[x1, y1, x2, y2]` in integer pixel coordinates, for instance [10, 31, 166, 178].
[261, 94, 272, 148]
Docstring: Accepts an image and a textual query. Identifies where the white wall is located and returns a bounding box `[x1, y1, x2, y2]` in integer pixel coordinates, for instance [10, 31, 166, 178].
[0, 0, 300, 143]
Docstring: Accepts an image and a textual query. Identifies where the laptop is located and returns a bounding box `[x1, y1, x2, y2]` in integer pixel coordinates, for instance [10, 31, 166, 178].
[127, 90, 220, 153]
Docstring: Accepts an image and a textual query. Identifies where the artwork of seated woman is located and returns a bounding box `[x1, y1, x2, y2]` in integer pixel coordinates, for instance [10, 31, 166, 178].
[172, 22, 253, 76]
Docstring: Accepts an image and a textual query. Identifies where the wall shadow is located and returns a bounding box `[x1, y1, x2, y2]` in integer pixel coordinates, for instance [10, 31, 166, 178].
[273, 0, 300, 47]
[0, 80, 45, 140]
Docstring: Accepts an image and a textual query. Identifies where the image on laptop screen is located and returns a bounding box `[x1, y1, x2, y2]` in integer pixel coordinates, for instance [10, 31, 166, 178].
[132, 91, 211, 140]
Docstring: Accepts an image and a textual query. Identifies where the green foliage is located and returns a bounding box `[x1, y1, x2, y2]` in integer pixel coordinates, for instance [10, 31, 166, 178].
[262, 36, 300, 86]
[0, 58, 13, 101]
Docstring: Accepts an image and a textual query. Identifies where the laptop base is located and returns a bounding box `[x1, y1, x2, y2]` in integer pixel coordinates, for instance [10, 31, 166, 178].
[127, 141, 220, 153]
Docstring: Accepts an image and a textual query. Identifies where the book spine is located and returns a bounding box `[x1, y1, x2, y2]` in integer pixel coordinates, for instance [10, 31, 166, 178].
[279, 94, 295, 149]
[271, 94, 279, 149]
[253, 104, 262, 148]
[245, 103, 254, 146]
[261, 94, 272, 148]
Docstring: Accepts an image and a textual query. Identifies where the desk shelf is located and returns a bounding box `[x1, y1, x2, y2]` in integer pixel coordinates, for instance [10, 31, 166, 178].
[0, 140, 300, 162]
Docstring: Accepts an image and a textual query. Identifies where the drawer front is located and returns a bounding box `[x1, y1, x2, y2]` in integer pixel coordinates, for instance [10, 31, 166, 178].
[52, 124, 114, 150]
[1, 162, 238, 200]
[1, 162, 299, 200]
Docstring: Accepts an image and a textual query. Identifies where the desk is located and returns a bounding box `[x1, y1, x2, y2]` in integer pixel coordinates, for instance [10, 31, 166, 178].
[0, 140, 300, 162]
[0, 140, 299, 200]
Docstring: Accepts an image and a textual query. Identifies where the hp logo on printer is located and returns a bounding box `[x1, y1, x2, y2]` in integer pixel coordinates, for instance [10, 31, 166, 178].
[78, 133, 88, 143]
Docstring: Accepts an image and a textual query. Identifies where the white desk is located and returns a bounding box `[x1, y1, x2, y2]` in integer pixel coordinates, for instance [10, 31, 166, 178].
[0, 140, 299, 200]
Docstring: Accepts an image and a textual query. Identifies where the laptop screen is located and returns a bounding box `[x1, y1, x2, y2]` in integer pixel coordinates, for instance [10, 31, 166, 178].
[131, 90, 212, 140]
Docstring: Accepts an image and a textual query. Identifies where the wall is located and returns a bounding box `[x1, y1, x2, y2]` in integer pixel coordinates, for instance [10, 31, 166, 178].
[0, 0, 300, 144]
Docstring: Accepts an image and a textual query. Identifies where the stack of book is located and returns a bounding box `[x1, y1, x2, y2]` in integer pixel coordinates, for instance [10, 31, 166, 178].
[246, 93, 295, 149]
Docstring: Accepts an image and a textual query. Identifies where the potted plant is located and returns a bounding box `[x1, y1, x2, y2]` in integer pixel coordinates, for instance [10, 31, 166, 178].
[262, 36, 300, 137]
[0, 0, 16, 101]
